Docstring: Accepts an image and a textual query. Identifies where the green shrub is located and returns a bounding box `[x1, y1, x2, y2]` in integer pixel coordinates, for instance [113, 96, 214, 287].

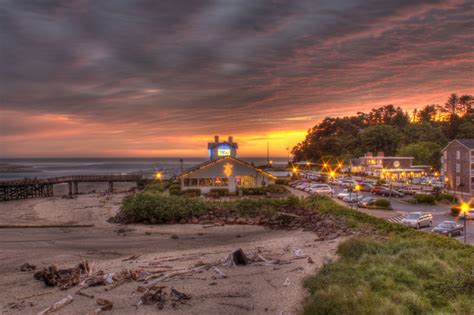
[451, 206, 461, 217]
[184, 188, 201, 197]
[120, 192, 210, 223]
[373, 198, 390, 208]
[414, 194, 436, 205]
[436, 193, 457, 204]
[209, 188, 229, 196]
[266, 184, 288, 194]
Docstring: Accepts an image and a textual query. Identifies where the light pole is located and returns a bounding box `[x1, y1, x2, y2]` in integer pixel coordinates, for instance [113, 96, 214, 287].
[354, 184, 361, 209]
[460, 202, 469, 244]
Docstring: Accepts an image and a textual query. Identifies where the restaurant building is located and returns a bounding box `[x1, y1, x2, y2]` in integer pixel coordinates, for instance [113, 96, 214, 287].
[351, 152, 431, 180]
[178, 136, 276, 193]
[440, 139, 474, 197]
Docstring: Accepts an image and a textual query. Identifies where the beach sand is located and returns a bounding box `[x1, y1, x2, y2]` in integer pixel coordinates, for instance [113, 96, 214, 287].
[0, 192, 342, 314]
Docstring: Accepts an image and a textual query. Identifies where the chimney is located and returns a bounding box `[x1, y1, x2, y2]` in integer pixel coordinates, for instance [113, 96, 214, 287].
[228, 136, 233, 143]
[214, 135, 219, 143]
[366, 152, 373, 157]
[378, 151, 384, 157]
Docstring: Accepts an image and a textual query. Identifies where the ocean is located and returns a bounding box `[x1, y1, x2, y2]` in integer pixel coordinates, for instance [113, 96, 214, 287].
[0, 157, 290, 180]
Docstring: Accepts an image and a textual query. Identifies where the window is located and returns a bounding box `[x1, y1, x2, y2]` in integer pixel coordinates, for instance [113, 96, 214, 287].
[184, 178, 190, 187]
[456, 151, 460, 159]
[456, 163, 460, 173]
[190, 178, 198, 186]
[444, 151, 447, 160]
[213, 177, 228, 187]
[198, 178, 206, 186]
[456, 176, 460, 186]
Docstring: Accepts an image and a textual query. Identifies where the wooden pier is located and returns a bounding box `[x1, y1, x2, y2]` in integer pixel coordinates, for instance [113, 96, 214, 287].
[0, 175, 143, 201]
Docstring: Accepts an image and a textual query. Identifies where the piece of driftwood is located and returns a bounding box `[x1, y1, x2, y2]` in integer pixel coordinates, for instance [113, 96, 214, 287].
[144, 265, 208, 288]
[37, 295, 73, 315]
[212, 266, 227, 279]
[219, 302, 254, 311]
[222, 249, 249, 267]
[76, 290, 94, 299]
[94, 298, 113, 314]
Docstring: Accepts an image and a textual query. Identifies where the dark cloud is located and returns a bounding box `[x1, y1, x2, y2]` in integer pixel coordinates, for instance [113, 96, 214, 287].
[0, 0, 473, 156]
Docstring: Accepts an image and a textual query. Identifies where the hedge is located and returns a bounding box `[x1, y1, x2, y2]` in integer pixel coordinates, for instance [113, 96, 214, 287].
[436, 193, 457, 203]
[184, 188, 201, 197]
[374, 198, 390, 208]
[209, 188, 229, 196]
[414, 194, 436, 205]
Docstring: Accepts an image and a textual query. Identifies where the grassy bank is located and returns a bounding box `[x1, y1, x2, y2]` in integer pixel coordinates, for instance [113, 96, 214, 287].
[303, 195, 474, 314]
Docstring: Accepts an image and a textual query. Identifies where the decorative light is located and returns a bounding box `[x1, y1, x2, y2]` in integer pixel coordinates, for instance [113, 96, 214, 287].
[223, 163, 233, 177]
[461, 202, 470, 214]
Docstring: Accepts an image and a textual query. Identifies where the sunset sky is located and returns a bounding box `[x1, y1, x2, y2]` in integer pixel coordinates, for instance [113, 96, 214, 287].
[1, 0, 473, 158]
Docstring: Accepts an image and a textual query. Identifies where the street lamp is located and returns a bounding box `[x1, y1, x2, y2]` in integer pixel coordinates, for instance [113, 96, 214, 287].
[155, 171, 162, 180]
[460, 202, 470, 244]
[354, 184, 361, 209]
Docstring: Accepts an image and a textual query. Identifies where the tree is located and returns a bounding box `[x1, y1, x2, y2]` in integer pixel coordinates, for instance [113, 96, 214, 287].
[359, 125, 401, 156]
[444, 93, 459, 116]
[459, 95, 473, 115]
[398, 142, 441, 169]
[401, 122, 447, 146]
[457, 121, 474, 138]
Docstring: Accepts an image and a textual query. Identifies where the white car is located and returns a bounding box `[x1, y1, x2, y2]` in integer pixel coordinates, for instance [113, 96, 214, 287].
[337, 190, 351, 199]
[401, 212, 433, 229]
[295, 183, 309, 190]
[308, 184, 334, 195]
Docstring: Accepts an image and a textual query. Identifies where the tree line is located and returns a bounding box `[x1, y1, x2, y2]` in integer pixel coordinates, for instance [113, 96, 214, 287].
[292, 93, 474, 169]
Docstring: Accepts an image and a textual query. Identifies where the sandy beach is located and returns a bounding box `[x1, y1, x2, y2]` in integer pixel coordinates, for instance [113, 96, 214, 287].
[0, 192, 342, 314]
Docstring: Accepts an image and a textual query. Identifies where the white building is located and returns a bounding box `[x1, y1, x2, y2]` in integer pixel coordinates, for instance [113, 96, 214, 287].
[178, 136, 276, 193]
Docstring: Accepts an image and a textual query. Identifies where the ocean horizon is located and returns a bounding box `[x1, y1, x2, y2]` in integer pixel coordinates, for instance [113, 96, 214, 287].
[0, 157, 290, 180]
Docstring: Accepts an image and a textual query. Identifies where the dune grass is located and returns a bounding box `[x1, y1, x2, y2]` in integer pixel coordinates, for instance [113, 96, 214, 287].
[303, 195, 474, 314]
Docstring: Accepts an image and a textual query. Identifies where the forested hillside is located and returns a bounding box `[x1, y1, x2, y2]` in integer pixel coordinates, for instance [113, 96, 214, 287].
[292, 93, 474, 168]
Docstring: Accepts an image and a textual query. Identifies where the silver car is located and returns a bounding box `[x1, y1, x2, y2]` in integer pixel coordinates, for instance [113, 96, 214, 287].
[401, 212, 433, 229]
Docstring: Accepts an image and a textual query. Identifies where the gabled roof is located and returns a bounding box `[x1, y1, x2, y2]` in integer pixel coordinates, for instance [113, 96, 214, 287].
[441, 139, 474, 152]
[458, 139, 474, 149]
[178, 156, 276, 179]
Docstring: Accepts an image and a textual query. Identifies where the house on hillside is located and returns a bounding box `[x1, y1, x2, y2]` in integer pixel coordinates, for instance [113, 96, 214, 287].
[178, 136, 276, 193]
[441, 139, 474, 197]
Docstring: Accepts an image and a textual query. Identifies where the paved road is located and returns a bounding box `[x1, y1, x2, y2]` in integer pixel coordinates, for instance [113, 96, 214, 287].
[288, 186, 474, 245]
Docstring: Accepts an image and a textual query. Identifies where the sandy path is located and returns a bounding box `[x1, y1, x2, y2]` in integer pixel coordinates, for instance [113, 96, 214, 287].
[0, 194, 343, 314]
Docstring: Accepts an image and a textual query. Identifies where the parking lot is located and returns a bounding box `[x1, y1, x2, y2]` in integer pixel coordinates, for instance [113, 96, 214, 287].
[288, 179, 474, 245]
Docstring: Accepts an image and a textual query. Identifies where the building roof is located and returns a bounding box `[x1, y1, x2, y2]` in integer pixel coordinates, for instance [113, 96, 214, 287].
[178, 156, 276, 179]
[458, 139, 474, 149]
[441, 139, 474, 152]
[208, 141, 238, 150]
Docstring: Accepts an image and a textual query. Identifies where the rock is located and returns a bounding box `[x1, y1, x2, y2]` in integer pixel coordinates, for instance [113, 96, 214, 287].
[170, 234, 179, 239]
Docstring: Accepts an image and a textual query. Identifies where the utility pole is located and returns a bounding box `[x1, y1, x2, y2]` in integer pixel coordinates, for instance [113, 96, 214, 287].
[266, 142, 271, 166]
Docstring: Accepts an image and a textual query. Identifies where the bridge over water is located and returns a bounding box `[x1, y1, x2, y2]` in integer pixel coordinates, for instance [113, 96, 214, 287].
[0, 175, 144, 201]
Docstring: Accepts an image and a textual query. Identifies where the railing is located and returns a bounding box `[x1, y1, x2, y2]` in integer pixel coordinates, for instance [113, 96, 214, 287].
[0, 174, 143, 186]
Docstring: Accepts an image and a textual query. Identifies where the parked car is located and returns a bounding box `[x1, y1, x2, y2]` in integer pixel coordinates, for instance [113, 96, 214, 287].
[342, 193, 364, 203]
[358, 197, 377, 208]
[308, 184, 334, 195]
[375, 188, 404, 197]
[432, 221, 464, 236]
[341, 180, 357, 188]
[401, 212, 433, 229]
[459, 209, 474, 220]
[371, 186, 386, 195]
[337, 190, 351, 200]
[363, 179, 377, 185]
[399, 186, 422, 195]
[359, 183, 373, 192]
[295, 183, 309, 190]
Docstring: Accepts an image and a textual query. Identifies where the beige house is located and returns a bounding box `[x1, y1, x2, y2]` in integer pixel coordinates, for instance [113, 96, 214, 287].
[178, 136, 276, 193]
